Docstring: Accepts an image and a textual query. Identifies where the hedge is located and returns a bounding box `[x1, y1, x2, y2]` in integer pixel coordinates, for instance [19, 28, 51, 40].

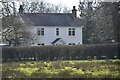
[2, 43, 119, 62]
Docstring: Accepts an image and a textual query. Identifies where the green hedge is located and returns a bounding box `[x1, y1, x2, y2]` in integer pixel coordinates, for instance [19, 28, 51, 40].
[2, 43, 119, 62]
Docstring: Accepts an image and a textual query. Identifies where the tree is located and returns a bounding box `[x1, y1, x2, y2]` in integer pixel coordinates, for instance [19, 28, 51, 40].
[2, 15, 32, 46]
[63, 7, 71, 13]
[78, 0, 101, 44]
[21, 1, 70, 13]
[1, 0, 33, 46]
[78, 0, 116, 44]
[1, 1, 17, 17]
[111, 2, 120, 42]
[92, 2, 114, 43]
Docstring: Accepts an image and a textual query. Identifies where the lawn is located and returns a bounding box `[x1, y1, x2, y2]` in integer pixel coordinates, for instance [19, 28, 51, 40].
[2, 59, 120, 78]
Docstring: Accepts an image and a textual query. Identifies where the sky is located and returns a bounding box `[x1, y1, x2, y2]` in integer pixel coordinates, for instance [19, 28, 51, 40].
[45, 0, 80, 16]
[0, 0, 80, 17]
[14, 0, 80, 16]
[12, 0, 79, 10]
[45, 0, 79, 9]
[43, 0, 80, 16]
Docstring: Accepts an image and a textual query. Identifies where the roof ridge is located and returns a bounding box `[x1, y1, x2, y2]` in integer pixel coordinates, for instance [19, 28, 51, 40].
[24, 13, 72, 15]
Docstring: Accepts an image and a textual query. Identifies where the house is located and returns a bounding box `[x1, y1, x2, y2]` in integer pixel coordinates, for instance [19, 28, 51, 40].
[19, 5, 83, 46]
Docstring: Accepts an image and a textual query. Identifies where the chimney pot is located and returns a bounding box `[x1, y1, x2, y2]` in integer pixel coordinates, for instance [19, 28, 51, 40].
[73, 6, 75, 9]
[19, 5, 24, 14]
[72, 6, 77, 18]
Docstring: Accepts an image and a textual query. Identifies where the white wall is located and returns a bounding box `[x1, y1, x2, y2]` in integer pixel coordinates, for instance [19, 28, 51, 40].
[29, 26, 83, 45]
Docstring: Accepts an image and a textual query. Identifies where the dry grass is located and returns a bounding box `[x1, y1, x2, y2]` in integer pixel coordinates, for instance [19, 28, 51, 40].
[2, 59, 120, 78]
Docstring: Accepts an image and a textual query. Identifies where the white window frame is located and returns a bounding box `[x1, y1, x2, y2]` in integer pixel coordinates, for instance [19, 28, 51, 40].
[56, 28, 59, 36]
[38, 43, 44, 45]
[68, 28, 75, 36]
[37, 28, 44, 36]
[69, 43, 75, 45]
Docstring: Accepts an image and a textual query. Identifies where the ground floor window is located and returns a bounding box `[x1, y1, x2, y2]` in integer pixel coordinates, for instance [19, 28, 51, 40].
[69, 43, 75, 45]
[38, 43, 44, 45]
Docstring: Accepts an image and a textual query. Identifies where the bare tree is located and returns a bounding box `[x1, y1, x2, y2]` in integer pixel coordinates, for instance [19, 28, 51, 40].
[1, 0, 33, 46]
[78, 0, 115, 44]
[2, 14, 32, 46]
[1, 0, 17, 17]
[111, 2, 120, 42]
[78, 0, 102, 44]
[63, 7, 71, 13]
[21, 1, 69, 13]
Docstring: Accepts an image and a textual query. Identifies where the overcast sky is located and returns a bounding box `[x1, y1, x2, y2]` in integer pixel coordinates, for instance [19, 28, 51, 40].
[45, 0, 79, 9]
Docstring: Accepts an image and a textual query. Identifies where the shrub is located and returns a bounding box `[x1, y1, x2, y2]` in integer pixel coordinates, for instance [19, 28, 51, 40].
[2, 43, 119, 62]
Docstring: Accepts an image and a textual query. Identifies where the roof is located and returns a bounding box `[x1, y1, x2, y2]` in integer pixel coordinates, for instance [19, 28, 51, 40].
[51, 38, 61, 44]
[21, 13, 75, 26]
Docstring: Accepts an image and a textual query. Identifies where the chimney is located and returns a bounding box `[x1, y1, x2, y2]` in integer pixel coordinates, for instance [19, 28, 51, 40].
[19, 5, 24, 14]
[72, 6, 77, 18]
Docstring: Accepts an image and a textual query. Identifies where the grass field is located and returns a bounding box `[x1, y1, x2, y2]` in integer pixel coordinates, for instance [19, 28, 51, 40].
[2, 59, 120, 78]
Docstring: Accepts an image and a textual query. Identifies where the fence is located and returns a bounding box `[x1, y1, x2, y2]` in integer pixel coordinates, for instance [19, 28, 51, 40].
[2, 43, 119, 62]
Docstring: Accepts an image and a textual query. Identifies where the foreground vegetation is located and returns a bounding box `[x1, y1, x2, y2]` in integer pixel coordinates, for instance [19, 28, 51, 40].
[2, 59, 120, 78]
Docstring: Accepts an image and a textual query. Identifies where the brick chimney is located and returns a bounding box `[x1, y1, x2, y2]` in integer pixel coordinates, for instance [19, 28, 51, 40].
[19, 5, 24, 14]
[72, 6, 77, 18]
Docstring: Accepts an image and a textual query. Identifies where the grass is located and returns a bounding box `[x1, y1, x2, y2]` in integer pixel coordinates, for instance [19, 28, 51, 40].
[2, 59, 120, 78]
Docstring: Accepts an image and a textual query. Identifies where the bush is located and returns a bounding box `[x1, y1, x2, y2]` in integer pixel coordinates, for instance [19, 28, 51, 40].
[2, 43, 119, 62]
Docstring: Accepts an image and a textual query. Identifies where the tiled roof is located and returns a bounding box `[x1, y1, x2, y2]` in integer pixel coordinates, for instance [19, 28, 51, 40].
[21, 13, 75, 26]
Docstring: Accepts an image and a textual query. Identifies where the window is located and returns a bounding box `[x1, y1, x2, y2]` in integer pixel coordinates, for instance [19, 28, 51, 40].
[68, 28, 75, 36]
[38, 43, 44, 45]
[37, 29, 40, 35]
[69, 43, 75, 45]
[38, 44, 40, 45]
[41, 43, 44, 45]
[37, 28, 44, 36]
[56, 28, 59, 36]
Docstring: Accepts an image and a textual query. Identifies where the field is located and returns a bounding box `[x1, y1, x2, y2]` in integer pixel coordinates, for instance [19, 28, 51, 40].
[2, 59, 120, 78]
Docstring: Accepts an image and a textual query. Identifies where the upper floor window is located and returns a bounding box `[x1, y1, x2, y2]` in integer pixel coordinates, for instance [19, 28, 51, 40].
[56, 28, 59, 36]
[68, 28, 75, 36]
[37, 28, 44, 36]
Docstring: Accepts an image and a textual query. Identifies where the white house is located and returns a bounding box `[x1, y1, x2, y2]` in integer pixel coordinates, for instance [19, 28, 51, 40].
[19, 6, 83, 46]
